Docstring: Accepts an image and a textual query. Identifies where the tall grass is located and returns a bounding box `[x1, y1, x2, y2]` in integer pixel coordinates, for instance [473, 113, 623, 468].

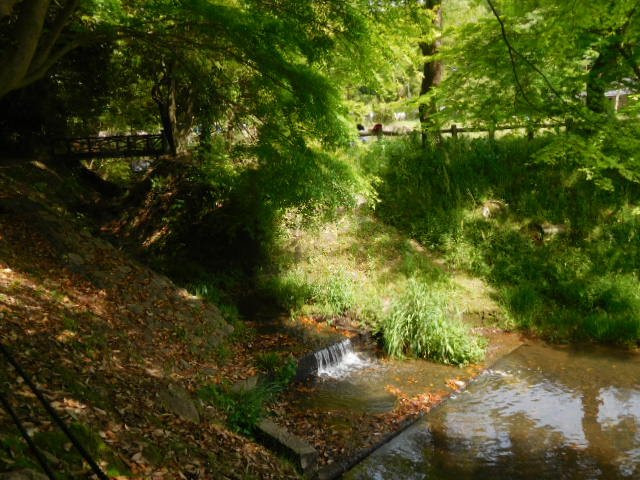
[259, 267, 356, 317]
[368, 136, 640, 345]
[381, 279, 485, 365]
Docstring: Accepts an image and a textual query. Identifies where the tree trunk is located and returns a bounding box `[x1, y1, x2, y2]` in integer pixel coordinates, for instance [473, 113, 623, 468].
[586, 35, 623, 116]
[0, 0, 80, 100]
[152, 74, 178, 156]
[152, 69, 196, 156]
[419, 0, 443, 146]
[0, 0, 51, 99]
[585, 52, 609, 114]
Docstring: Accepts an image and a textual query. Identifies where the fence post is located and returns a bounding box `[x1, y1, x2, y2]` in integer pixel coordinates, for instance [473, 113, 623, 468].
[451, 124, 458, 139]
[527, 127, 534, 141]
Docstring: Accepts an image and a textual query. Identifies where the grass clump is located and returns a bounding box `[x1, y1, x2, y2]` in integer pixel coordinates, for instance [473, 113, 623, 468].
[310, 269, 357, 317]
[198, 356, 297, 435]
[199, 383, 273, 436]
[381, 279, 485, 365]
[260, 269, 315, 312]
[580, 274, 640, 343]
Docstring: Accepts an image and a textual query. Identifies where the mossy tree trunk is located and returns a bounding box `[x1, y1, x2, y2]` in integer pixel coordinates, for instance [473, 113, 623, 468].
[0, 0, 79, 99]
[419, 0, 443, 147]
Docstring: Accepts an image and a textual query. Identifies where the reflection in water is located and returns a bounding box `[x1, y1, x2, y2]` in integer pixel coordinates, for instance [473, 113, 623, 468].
[298, 357, 465, 414]
[346, 343, 640, 479]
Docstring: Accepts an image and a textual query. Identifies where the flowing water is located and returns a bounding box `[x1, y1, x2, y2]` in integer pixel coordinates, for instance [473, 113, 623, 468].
[296, 332, 522, 415]
[345, 343, 640, 479]
[298, 343, 470, 414]
[314, 339, 374, 379]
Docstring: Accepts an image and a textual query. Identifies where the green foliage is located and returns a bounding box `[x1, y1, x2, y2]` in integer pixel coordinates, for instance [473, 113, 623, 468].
[198, 383, 271, 436]
[260, 267, 356, 317]
[255, 352, 282, 374]
[381, 279, 485, 365]
[0, 41, 118, 139]
[311, 269, 358, 317]
[190, 280, 241, 325]
[141, 138, 367, 284]
[533, 118, 640, 190]
[91, 158, 133, 186]
[581, 274, 640, 342]
[274, 356, 298, 386]
[372, 136, 640, 345]
[258, 180, 488, 365]
[434, 0, 640, 121]
[259, 269, 315, 312]
[416, 0, 640, 190]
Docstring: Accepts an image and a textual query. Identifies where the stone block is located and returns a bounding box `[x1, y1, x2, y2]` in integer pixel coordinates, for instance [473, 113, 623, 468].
[256, 418, 318, 476]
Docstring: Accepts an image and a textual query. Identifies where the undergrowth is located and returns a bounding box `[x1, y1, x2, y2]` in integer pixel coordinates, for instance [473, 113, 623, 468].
[365, 136, 640, 345]
[198, 357, 297, 435]
[258, 199, 485, 364]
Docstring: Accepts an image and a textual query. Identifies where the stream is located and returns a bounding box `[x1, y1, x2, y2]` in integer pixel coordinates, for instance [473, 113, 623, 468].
[344, 342, 640, 479]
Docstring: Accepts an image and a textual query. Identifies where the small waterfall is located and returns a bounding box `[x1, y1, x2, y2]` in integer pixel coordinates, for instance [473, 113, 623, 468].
[314, 339, 372, 379]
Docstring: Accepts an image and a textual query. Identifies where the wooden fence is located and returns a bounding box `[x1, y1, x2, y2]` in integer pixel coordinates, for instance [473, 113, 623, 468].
[359, 123, 565, 139]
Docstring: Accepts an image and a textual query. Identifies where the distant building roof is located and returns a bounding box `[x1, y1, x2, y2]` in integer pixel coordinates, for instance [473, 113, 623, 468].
[605, 88, 632, 97]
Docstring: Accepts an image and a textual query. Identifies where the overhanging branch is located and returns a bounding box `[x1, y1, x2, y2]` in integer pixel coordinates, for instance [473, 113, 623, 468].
[29, 0, 80, 74]
[20, 38, 81, 88]
[485, 0, 535, 108]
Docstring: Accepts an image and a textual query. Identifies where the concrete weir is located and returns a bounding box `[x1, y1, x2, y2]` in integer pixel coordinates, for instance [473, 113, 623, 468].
[295, 337, 372, 381]
[295, 339, 351, 380]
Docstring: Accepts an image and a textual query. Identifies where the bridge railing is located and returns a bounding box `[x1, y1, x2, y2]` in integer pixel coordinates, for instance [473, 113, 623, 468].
[51, 133, 167, 159]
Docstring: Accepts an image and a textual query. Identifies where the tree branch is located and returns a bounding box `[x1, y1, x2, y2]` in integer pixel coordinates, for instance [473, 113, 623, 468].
[19, 38, 81, 88]
[485, 0, 535, 108]
[0, 0, 21, 18]
[29, 0, 79, 74]
[485, 0, 593, 126]
[617, 44, 640, 83]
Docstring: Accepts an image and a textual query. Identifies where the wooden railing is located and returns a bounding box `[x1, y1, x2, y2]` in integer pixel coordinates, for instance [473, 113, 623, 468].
[51, 133, 167, 159]
[359, 122, 565, 139]
[440, 122, 564, 139]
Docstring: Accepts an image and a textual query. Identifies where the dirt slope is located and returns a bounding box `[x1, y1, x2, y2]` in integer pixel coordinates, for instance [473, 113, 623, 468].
[0, 160, 298, 479]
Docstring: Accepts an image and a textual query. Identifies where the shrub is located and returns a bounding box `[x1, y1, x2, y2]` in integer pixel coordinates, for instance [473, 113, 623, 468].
[581, 274, 640, 343]
[198, 357, 297, 435]
[198, 383, 271, 435]
[381, 279, 485, 365]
